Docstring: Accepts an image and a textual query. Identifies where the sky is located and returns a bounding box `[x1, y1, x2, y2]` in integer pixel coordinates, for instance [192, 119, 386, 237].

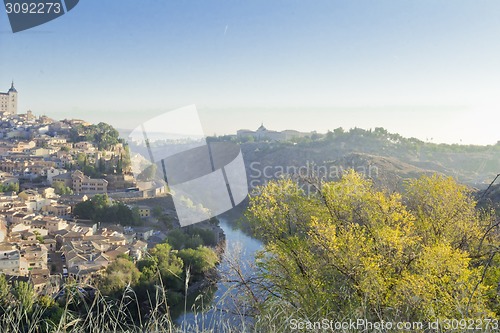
[1, 0, 500, 144]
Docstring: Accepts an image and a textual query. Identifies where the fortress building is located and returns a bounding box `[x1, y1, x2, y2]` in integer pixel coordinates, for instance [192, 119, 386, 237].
[0, 81, 18, 115]
[237, 123, 315, 142]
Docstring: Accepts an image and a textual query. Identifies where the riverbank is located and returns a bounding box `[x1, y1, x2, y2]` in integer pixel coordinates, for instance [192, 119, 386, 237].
[175, 217, 263, 328]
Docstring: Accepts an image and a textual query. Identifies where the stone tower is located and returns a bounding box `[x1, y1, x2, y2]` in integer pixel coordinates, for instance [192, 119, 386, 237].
[0, 81, 18, 115]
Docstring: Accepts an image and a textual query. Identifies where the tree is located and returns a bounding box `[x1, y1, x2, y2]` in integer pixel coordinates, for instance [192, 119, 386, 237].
[116, 155, 123, 174]
[33, 231, 44, 244]
[94, 122, 120, 150]
[178, 247, 219, 278]
[0, 183, 19, 193]
[246, 171, 498, 321]
[167, 228, 217, 250]
[13, 281, 36, 312]
[100, 258, 141, 294]
[69, 122, 121, 150]
[166, 229, 187, 250]
[37, 295, 64, 328]
[374, 127, 389, 137]
[137, 164, 157, 181]
[184, 235, 203, 249]
[151, 206, 163, 218]
[92, 194, 111, 210]
[137, 256, 158, 283]
[53, 182, 73, 195]
[73, 195, 140, 225]
[121, 145, 132, 172]
[187, 227, 217, 247]
[240, 135, 254, 143]
[117, 204, 141, 225]
[148, 243, 184, 289]
[333, 127, 345, 136]
[73, 200, 95, 219]
[76, 153, 87, 168]
[0, 274, 10, 306]
[405, 174, 484, 252]
[98, 158, 106, 174]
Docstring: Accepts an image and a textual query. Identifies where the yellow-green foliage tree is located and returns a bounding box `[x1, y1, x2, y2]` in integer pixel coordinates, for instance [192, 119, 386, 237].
[246, 171, 499, 322]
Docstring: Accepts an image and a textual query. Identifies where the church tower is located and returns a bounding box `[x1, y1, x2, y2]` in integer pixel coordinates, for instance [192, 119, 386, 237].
[7, 81, 18, 115]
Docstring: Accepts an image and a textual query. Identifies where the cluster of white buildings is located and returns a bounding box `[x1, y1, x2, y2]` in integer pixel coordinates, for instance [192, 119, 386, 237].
[0, 189, 150, 294]
[0, 83, 136, 195]
[0, 82, 150, 294]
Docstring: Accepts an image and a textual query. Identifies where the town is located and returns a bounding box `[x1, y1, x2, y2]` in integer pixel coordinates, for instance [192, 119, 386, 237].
[0, 82, 223, 297]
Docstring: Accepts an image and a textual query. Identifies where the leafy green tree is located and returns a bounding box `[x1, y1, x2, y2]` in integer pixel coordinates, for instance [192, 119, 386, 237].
[33, 231, 44, 243]
[333, 127, 345, 136]
[114, 202, 136, 224]
[73, 195, 140, 225]
[52, 182, 73, 195]
[94, 122, 120, 150]
[184, 235, 203, 249]
[37, 295, 64, 328]
[0, 183, 19, 193]
[76, 153, 87, 167]
[121, 145, 132, 172]
[100, 258, 141, 294]
[158, 214, 173, 229]
[209, 217, 219, 226]
[149, 243, 184, 289]
[167, 227, 218, 250]
[178, 247, 219, 278]
[13, 281, 36, 312]
[0, 274, 10, 306]
[69, 122, 121, 150]
[137, 256, 160, 284]
[98, 158, 106, 174]
[73, 200, 95, 219]
[92, 194, 111, 210]
[189, 228, 217, 247]
[116, 155, 123, 174]
[166, 229, 188, 250]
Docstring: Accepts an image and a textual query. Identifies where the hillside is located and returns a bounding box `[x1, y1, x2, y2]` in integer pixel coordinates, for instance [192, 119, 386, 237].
[121, 126, 500, 191]
[238, 128, 500, 190]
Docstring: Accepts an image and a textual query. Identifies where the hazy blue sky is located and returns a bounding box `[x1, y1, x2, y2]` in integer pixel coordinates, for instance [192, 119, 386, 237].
[1, 0, 500, 144]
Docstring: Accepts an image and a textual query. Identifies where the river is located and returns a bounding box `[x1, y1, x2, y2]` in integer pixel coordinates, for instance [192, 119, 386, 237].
[175, 217, 263, 331]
